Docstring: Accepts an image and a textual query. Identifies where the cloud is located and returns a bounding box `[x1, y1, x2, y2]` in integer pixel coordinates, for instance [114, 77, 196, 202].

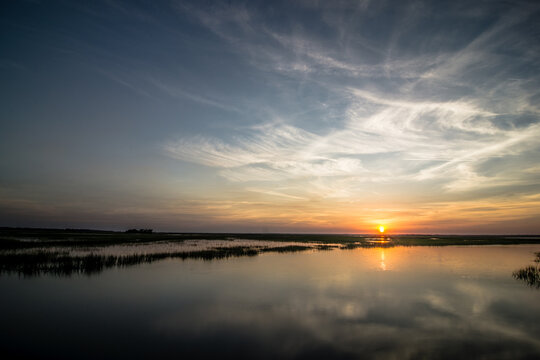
[164, 78, 540, 202]
[160, 0, 540, 229]
[146, 77, 243, 113]
[164, 123, 370, 184]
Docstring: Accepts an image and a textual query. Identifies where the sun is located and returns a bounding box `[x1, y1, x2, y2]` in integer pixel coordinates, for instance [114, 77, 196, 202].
[379, 226, 385, 233]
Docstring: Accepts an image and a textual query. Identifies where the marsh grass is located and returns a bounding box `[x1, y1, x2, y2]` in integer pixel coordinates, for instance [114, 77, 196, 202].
[0, 245, 325, 276]
[513, 252, 540, 288]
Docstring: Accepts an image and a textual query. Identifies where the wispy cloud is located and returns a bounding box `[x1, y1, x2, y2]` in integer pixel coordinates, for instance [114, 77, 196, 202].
[164, 0, 540, 220]
[146, 77, 243, 113]
[165, 87, 539, 197]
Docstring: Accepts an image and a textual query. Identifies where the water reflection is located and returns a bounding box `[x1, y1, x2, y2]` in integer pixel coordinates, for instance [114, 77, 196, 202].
[0, 246, 539, 359]
[380, 248, 387, 271]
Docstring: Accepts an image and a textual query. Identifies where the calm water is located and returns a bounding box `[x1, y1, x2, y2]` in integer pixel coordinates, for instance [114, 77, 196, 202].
[1, 245, 539, 359]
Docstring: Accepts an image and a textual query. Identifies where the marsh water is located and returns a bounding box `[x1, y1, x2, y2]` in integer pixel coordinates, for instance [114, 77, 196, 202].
[1, 245, 539, 359]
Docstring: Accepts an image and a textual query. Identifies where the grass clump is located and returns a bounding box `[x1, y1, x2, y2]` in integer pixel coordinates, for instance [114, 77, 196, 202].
[0, 246, 317, 276]
[513, 252, 540, 288]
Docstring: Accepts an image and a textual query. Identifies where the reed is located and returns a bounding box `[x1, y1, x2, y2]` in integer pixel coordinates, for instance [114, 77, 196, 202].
[513, 252, 540, 288]
[0, 245, 327, 276]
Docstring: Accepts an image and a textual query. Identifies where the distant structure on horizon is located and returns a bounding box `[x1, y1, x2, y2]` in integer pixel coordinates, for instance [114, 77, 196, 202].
[125, 229, 153, 234]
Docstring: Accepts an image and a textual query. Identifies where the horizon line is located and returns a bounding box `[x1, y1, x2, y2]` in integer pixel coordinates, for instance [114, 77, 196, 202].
[1, 226, 539, 237]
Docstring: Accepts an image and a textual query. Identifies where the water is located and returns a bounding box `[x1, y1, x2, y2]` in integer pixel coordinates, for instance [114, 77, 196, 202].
[1, 245, 539, 359]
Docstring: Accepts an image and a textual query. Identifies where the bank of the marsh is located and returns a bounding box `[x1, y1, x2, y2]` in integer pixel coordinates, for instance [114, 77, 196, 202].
[2, 228, 540, 276]
[2, 227, 540, 249]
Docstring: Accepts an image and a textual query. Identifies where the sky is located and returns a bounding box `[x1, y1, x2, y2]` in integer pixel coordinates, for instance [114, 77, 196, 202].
[1, 0, 540, 234]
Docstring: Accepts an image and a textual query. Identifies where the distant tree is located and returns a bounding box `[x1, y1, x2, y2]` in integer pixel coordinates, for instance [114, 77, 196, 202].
[125, 229, 153, 234]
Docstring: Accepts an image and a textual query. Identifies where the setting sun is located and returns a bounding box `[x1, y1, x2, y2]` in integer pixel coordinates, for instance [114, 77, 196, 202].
[379, 226, 385, 233]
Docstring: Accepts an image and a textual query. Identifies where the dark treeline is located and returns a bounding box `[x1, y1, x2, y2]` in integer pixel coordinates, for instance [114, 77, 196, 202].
[125, 229, 153, 234]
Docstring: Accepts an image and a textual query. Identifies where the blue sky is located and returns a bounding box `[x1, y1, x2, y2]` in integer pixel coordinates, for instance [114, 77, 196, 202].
[1, 0, 540, 233]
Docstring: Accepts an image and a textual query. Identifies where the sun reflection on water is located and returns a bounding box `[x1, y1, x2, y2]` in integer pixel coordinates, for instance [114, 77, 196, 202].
[380, 249, 387, 271]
